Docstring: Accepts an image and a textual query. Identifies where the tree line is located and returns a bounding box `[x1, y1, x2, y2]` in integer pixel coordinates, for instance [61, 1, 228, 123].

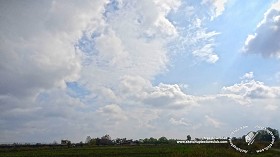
[84, 135, 185, 146]
[84, 127, 279, 146]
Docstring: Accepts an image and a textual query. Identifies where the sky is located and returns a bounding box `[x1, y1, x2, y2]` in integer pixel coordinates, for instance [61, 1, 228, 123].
[0, 0, 280, 143]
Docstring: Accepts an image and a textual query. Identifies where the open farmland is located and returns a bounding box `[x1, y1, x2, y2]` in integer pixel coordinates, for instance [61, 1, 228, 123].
[1, 144, 280, 157]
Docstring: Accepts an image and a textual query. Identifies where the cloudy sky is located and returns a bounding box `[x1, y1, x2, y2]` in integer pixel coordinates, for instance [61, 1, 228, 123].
[1, 0, 280, 143]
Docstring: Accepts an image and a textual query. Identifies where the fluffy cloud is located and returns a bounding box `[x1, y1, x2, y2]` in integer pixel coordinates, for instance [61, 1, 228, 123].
[222, 80, 280, 99]
[240, 72, 254, 80]
[192, 43, 219, 63]
[0, 0, 108, 99]
[1, 0, 279, 143]
[78, 0, 182, 93]
[0, 1, 109, 142]
[141, 83, 198, 109]
[0, 0, 108, 142]
[118, 75, 198, 109]
[201, 0, 227, 20]
[0, 0, 185, 142]
[243, 0, 280, 58]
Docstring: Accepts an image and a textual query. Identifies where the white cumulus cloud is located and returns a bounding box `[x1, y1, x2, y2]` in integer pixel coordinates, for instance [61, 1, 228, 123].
[1, 0, 279, 143]
[243, 0, 280, 58]
[240, 72, 254, 80]
[0, 0, 108, 99]
[222, 80, 280, 99]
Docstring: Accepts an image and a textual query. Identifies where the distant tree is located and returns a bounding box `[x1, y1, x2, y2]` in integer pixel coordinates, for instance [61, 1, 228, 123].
[143, 138, 149, 144]
[102, 134, 111, 140]
[158, 137, 168, 144]
[267, 127, 279, 141]
[100, 134, 112, 145]
[187, 135, 191, 141]
[115, 138, 127, 145]
[89, 138, 97, 145]
[79, 141, 84, 147]
[67, 141, 71, 148]
[85, 136, 91, 144]
[115, 138, 120, 144]
[252, 127, 279, 142]
[149, 137, 157, 144]
[96, 138, 101, 145]
[242, 135, 246, 141]
[168, 139, 177, 144]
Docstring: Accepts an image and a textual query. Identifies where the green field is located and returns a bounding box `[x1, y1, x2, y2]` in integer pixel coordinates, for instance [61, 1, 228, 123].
[1, 144, 280, 157]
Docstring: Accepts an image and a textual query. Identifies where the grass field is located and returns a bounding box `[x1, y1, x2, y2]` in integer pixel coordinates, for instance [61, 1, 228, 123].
[1, 144, 280, 157]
